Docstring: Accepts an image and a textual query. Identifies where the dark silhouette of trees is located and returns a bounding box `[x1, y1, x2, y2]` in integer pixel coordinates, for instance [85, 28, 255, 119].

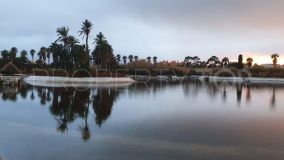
[20, 50, 28, 62]
[128, 55, 134, 63]
[134, 55, 138, 62]
[116, 54, 121, 64]
[1, 50, 9, 63]
[93, 88, 120, 127]
[238, 54, 244, 69]
[207, 56, 220, 68]
[92, 32, 117, 70]
[123, 56, 127, 65]
[10, 47, 17, 62]
[153, 56, 157, 64]
[30, 49, 36, 63]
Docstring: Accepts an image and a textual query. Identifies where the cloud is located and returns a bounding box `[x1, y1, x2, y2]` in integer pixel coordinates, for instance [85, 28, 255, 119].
[1, 0, 284, 62]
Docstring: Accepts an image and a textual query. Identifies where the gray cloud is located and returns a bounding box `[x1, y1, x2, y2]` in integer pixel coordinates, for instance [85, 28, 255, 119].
[1, 0, 284, 61]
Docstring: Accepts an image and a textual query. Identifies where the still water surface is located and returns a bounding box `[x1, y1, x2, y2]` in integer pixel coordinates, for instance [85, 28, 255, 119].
[0, 81, 284, 160]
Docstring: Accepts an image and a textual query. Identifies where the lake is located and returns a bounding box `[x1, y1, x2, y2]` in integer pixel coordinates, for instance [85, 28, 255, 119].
[0, 80, 284, 160]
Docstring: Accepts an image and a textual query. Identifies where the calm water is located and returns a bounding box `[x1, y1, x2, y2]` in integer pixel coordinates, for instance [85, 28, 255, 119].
[1, 81, 284, 160]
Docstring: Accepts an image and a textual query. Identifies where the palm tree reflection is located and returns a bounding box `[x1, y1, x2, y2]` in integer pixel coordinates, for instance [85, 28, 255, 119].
[0, 81, 283, 142]
[271, 87, 276, 110]
[93, 88, 120, 127]
[236, 83, 243, 105]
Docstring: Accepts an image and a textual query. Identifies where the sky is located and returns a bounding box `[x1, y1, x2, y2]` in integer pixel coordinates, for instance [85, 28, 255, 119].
[1, 0, 284, 64]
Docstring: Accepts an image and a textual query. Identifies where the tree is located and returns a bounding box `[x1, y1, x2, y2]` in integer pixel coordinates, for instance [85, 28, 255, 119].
[30, 49, 36, 62]
[222, 57, 229, 68]
[38, 47, 47, 63]
[79, 19, 93, 54]
[191, 56, 200, 67]
[153, 56, 157, 64]
[207, 56, 220, 68]
[71, 44, 89, 68]
[128, 55, 134, 62]
[147, 56, 151, 63]
[134, 56, 138, 61]
[92, 32, 117, 70]
[56, 26, 69, 46]
[184, 56, 191, 66]
[116, 54, 121, 64]
[238, 54, 243, 69]
[123, 56, 127, 65]
[20, 50, 28, 62]
[46, 48, 51, 64]
[10, 47, 17, 62]
[271, 53, 279, 68]
[67, 35, 79, 49]
[1, 50, 10, 63]
[246, 57, 253, 68]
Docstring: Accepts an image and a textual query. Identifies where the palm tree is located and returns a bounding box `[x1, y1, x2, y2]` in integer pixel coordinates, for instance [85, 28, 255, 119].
[79, 19, 93, 54]
[147, 56, 151, 63]
[238, 54, 244, 69]
[123, 56, 127, 65]
[30, 49, 36, 62]
[46, 48, 51, 64]
[20, 50, 28, 62]
[10, 47, 17, 62]
[116, 54, 121, 63]
[153, 56, 157, 64]
[67, 35, 79, 48]
[56, 26, 69, 46]
[128, 55, 134, 62]
[271, 53, 279, 68]
[246, 57, 253, 68]
[222, 57, 229, 68]
[134, 56, 138, 61]
[38, 47, 47, 62]
[1, 50, 9, 63]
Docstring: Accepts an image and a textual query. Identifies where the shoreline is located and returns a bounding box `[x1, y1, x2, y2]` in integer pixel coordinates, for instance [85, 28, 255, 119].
[23, 76, 135, 88]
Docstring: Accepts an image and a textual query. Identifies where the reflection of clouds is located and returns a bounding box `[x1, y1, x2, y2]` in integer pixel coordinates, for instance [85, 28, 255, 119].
[8, 122, 284, 159]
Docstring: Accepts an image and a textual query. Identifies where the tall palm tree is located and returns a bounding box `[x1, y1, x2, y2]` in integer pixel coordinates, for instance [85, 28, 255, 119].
[1, 50, 9, 63]
[134, 56, 138, 61]
[147, 56, 151, 63]
[20, 50, 28, 62]
[46, 48, 51, 64]
[67, 35, 79, 48]
[79, 19, 93, 54]
[238, 54, 244, 69]
[56, 26, 69, 46]
[246, 57, 253, 68]
[30, 49, 36, 62]
[38, 47, 47, 62]
[271, 53, 279, 68]
[153, 56, 157, 64]
[128, 55, 133, 62]
[122, 56, 127, 65]
[10, 47, 17, 62]
[116, 54, 121, 63]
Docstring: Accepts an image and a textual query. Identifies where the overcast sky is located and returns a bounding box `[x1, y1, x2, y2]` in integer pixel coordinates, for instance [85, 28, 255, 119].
[1, 0, 284, 63]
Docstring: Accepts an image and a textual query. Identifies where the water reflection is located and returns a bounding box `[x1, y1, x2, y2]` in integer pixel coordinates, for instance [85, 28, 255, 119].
[0, 80, 283, 142]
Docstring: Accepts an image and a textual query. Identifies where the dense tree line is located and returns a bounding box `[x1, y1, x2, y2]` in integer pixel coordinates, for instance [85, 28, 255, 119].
[0, 20, 118, 73]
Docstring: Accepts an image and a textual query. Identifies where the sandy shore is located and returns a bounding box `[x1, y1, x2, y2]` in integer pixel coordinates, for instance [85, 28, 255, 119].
[23, 76, 135, 88]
